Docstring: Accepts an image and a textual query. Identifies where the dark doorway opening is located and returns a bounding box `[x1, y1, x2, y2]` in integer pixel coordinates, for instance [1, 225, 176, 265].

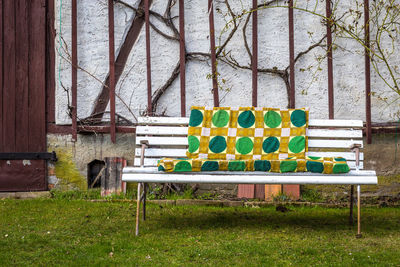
[87, 160, 105, 189]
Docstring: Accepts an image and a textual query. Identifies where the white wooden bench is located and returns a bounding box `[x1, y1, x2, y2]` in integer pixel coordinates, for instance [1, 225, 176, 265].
[122, 117, 377, 236]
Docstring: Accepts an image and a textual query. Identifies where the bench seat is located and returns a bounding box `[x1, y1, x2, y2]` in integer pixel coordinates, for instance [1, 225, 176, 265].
[123, 167, 377, 185]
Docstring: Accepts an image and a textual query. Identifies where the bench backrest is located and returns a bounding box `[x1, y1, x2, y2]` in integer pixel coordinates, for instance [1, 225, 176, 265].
[134, 117, 364, 170]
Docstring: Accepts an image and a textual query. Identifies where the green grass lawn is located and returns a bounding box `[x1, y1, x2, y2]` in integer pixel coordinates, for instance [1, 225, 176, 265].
[1, 199, 399, 266]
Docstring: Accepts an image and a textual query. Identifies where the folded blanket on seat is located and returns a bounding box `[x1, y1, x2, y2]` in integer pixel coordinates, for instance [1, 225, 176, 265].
[157, 157, 350, 174]
[186, 106, 309, 160]
[156, 106, 350, 174]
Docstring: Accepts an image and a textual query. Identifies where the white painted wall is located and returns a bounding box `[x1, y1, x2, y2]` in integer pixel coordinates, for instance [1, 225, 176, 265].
[55, 0, 400, 124]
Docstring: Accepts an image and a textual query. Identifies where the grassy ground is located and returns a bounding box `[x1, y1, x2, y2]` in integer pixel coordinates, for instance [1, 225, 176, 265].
[1, 199, 399, 266]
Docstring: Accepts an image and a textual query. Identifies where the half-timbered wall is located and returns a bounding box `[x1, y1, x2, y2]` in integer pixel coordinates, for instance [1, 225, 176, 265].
[54, 0, 400, 130]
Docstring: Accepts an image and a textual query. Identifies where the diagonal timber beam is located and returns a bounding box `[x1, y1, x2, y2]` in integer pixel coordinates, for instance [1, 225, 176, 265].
[90, 0, 152, 119]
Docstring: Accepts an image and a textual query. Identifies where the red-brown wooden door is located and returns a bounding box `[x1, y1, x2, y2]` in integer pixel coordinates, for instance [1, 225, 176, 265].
[0, 0, 47, 191]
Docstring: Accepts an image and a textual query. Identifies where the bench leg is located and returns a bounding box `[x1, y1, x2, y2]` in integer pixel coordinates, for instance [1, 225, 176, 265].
[135, 182, 142, 236]
[143, 183, 147, 221]
[356, 185, 362, 238]
[349, 185, 354, 225]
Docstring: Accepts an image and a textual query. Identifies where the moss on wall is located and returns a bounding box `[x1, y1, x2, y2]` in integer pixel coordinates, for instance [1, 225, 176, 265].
[50, 148, 87, 190]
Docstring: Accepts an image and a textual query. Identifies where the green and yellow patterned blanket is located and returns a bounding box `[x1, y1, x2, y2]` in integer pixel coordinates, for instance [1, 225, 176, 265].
[157, 106, 350, 174]
[186, 106, 308, 160]
[158, 156, 350, 174]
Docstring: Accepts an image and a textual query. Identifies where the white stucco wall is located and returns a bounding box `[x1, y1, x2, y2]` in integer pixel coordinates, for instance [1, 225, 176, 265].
[55, 0, 400, 125]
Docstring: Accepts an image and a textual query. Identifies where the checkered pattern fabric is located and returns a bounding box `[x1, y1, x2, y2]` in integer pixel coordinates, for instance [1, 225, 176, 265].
[157, 157, 350, 174]
[186, 106, 309, 160]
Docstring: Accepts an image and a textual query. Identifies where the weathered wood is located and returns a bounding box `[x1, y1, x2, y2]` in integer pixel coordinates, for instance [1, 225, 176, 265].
[145, 0, 152, 115]
[29, 0, 46, 152]
[265, 184, 281, 201]
[0, 0, 4, 151]
[179, 0, 186, 117]
[137, 117, 364, 128]
[238, 184, 255, 199]
[101, 157, 127, 196]
[46, 0, 56, 125]
[135, 136, 363, 148]
[326, 0, 334, 119]
[15, 0, 29, 152]
[136, 182, 141, 236]
[108, 0, 116, 143]
[136, 126, 363, 138]
[357, 185, 362, 237]
[252, 0, 258, 107]
[135, 148, 364, 161]
[364, 0, 372, 144]
[309, 119, 363, 127]
[3, 0, 16, 152]
[288, 0, 295, 108]
[349, 185, 354, 225]
[123, 170, 377, 185]
[208, 0, 219, 106]
[71, 0, 78, 141]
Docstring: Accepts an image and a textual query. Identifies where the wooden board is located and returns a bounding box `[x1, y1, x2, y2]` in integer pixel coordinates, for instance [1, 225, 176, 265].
[135, 148, 364, 161]
[137, 117, 364, 128]
[15, 0, 30, 152]
[3, 0, 16, 152]
[136, 126, 363, 138]
[0, 1, 47, 191]
[122, 169, 377, 185]
[136, 136, 363, 148]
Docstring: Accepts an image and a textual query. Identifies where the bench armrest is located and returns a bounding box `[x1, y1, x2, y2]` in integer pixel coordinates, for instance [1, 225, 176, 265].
[139, 140, 149, 167]
[350, 143, 362, 170]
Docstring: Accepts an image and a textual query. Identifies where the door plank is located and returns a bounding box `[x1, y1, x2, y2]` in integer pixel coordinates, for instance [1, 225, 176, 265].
[3, 0, 16, 152]
[28, 0, 46, 152]
[15, 0, 30, 152]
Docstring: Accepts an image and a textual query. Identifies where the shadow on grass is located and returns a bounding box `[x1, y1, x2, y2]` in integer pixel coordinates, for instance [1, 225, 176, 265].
[144, 206, 398, 234]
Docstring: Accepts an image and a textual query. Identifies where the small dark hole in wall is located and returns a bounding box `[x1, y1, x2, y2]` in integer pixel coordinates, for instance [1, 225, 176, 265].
[87, 160, 105, 189]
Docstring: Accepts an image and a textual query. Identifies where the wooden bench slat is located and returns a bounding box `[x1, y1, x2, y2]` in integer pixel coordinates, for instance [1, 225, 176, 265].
[308, 119, 363, 127]
[136, 126, 188, 135]
[134, 148, 364, 161]
[138, 117, 364, 128]
[136, 126, 363, 138]
[309, 139, 363, 148]
[135, 136, 363, 148]
[122, 169, 377, 185]
[307, 129, 362, 138]
[138, 117, 189, 125]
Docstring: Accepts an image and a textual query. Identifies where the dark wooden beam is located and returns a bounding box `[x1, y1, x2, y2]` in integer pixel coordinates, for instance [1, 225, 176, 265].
[252, 0, 258, 107]
[364, 0, 372, 144]
[0, 0, 3, 151]
[288, 0, 295, 108]
[71, 0, 78, 141]
[46, 0, 56, 126]
[208, 0, 219, 107]
[145, 0, 152, 115]
[78, 126, 136, 134]
[326, 0, 334, 119]
[179, 0, 186, 117]
[108, 0, 116, 143]
[15, 0, 29, 152]
[3, 0, 16, 151]
[28, 0, 46, 152]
